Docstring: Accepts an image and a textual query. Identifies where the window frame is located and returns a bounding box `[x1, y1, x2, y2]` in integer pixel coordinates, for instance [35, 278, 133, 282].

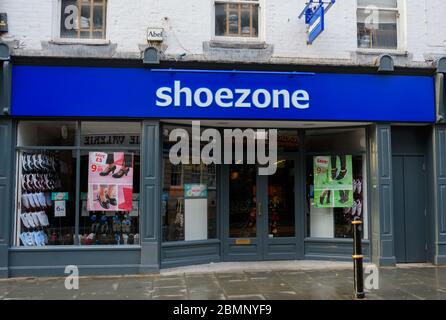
[53, 0, 109, 45]
[356, 0, 405, 52]
[213, 0, 264, 42]
[13, 120, 142, 247]
[161, 124, 219, 243]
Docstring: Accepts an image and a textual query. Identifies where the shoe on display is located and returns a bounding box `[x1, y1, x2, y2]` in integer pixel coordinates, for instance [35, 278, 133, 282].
[356, 179, 362, 195]
[122, 234, 129, 245]
[31, 212, 41, 227]
[128, 234, 134, 245]
[353, 180, 357, 193]
[25, 213, 36, 228]
[36, 211, 49, 227]
[33, 231, 41, 246]
[351, 201, 357, 216]
[21, 194, 30, 209]
[31, 193, 42, 209]
[41, 212, 50, 226]
[26, 232, 36, 246]
[134, 234, 140, 245]
[20, 213, 31, 229]
[36, 193, 47, 208]
[356, 199, 362, 216]
[20, 232, 28, 246]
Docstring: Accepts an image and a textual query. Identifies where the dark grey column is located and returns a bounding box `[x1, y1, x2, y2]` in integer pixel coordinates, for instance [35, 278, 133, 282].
[369, 124, 396, 266]
[0, 119, 12, 277]
[139, 121, 161, 273]
[433, 125, 446, 264]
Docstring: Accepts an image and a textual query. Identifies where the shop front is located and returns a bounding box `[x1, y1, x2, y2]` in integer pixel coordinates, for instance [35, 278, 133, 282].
[0, 63, 445, 277]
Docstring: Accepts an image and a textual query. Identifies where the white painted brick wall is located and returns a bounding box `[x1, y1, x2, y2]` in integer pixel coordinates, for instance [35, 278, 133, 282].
[0, 0, 445, 66]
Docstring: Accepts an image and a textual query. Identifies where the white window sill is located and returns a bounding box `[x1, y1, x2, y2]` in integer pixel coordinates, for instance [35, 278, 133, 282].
[50, 38, 110, 46]
[213, 35, 263, 43]
[356, 48, 408, 56]
[209, 39, 267, 49]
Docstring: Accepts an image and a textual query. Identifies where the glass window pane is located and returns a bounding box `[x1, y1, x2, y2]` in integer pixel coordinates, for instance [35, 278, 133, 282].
[229, 164, 257, 238]
[357, 8, 398, 49]
[60, 0, 106, 39]
[80, 5, 91, 30]
[306, 155, 367, 239]
[228, 10, 239, 35]
[358, 0, 397, 8]
[162, 125, 217, 242]
[241, 6, 251, 36]
[277, 130, 299, 152]
[18, 121, 77, 146]
[251, 4, 259, 37]
[215, 3, 226, 36]
[79, 150, 140, 245]
[268, 159, 295, 237]
[93, 5, 104, 29]
[16, 150, 77, 246]
[60, 0, 78, 38]
[305, 128, 366, 153]
[81, 122, 141, 147]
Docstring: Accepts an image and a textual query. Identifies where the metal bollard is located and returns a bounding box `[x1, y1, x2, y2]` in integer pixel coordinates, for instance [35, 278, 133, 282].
[352, 217, 365, 299]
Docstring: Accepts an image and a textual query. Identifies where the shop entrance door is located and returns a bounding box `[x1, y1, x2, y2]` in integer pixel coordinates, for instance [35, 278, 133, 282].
[223, 154, 301, 261]
[392, 155, 427, 263]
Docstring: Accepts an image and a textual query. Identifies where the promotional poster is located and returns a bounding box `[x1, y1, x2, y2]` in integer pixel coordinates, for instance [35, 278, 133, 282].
[87, 152, 134, 211]
[313, 155, 353, 208]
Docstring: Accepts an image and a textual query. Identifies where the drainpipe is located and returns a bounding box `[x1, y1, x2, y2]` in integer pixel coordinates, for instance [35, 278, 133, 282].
[436, 57, 446, 123]
[0, 42, 11, 115]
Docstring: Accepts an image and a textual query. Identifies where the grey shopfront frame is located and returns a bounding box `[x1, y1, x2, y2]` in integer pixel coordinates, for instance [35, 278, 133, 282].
[1, 59, 446, 277]
[160, 124, 371, 268]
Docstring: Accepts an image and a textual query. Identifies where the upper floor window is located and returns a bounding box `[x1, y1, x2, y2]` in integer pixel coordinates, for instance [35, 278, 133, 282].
[215, 0, 259, 38]
[357, 0, 399, 49]
[60, 0, 107, 40]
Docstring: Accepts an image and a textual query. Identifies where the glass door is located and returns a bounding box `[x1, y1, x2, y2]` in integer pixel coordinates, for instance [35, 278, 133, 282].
[224, 153, 300, 261]
[262, 154, 300, 260]
[226, 164, 263, 260]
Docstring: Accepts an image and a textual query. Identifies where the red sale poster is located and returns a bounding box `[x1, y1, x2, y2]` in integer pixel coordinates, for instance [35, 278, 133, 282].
[87, 152, 134, 211]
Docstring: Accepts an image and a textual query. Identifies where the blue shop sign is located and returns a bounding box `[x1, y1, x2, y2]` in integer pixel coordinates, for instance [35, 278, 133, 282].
[11, 66, 435, 122]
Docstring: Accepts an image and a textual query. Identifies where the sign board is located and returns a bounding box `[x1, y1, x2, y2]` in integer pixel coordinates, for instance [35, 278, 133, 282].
[51, 192, 68, 200]
[54, 200, 66, 217]
[308, 6, 324, 44]
[184, 184, 208, 198]
[11, 66, 436, 123]
[299, 0, 335, 45]
[147, 28, 163, 42]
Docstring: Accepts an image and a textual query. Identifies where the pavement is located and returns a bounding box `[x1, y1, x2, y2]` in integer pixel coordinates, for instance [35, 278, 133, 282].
[1, 261, 446, 300]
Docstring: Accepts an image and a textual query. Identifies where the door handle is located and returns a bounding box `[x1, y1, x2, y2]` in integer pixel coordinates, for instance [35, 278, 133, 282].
[258, 202, 262, 216]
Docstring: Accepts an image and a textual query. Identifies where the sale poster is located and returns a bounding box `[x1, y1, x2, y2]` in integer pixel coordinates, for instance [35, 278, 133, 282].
[313, 155, 353, 208]
[87, 152, 134, 211]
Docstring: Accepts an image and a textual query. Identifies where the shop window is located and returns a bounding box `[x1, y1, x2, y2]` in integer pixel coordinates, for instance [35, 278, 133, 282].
[305, 129, 368, 240]
[357, 0, 399, 49]
[60, 0, 107, 40]
[215, 0, 259, 38]
[17, 121, 77, 146]
[162, 125, 217, 242]
[15, 121, 141, 247]
[16, 150, 77, 246]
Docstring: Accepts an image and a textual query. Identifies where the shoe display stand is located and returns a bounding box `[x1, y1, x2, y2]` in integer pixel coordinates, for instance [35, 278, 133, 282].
[79, 212, 140, 245]
[17, 151, 62, 246]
